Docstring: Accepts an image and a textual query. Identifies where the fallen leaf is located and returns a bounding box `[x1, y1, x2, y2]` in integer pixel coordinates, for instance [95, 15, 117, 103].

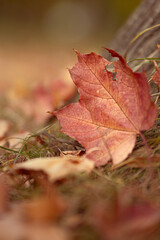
[50, 79, 76, 109]
[15, 154, 94, 182]
[152, 67, 160, 87]
[0, 177, 70, 240]
[0, 174, 9, 214]
[21, 192, 66, 223]
[7, 79, 76, 125]
[54, 49, 157, 165]
[0, 205, 70, 240]
[151, 45, 160, 87]
[91, 190, 160, 240]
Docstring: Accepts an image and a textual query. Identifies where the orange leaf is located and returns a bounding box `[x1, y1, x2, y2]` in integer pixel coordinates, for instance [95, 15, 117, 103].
[152, 68, 160, 87]
[54, 49, 157, 166]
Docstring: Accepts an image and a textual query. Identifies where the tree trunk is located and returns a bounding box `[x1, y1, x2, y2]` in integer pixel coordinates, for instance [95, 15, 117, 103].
[104, 0, 160, 77]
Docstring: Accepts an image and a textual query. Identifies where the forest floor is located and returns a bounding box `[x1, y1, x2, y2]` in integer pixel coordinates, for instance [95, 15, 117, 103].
[0, 48, 160, 240]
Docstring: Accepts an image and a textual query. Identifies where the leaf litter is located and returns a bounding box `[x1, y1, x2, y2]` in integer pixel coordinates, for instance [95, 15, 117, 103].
[0, 46, 160, 240]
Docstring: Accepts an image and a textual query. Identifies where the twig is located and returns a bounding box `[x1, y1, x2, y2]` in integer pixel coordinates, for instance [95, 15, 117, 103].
[151, 92, 160, 97]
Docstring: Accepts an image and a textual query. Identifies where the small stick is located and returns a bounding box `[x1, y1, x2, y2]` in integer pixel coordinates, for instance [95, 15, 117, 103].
[151, 92, 160, 97]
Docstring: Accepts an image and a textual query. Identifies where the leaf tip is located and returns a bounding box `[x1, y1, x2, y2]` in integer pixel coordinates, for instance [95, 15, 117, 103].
[47, 111, 56, 116]
[73, 48, 80, 55]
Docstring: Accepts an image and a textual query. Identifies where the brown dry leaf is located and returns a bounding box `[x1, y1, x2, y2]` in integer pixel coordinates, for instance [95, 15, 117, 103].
[15, 154, 94, 181]
[0, 174, 9, 214]
[91, 190, 160, 240]
[0, 206, 70, 240]
[0, 177, 70, 240]
[21, 193, 66, 223]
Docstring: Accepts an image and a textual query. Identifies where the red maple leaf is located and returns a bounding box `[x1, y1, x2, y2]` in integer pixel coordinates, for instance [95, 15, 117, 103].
[54, 49, 157, 166]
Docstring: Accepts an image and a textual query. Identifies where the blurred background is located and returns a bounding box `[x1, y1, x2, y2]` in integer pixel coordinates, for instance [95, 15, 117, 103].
[0, 0, 141, 85]
[0, 0, 142, 128]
